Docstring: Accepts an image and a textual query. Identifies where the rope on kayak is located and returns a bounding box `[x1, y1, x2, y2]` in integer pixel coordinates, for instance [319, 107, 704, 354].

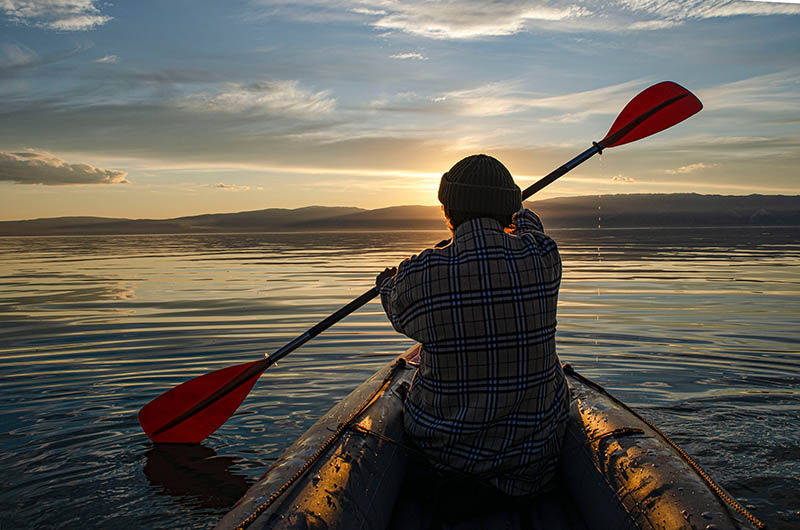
[563, 364, 768, 530]
[232, 358, 407, 530]
[582, 426, 644, 445]
[348, 422, 428, 459]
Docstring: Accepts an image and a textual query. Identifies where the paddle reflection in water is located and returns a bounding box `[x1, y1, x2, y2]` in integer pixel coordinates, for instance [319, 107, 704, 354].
[144, 444, 257, 509]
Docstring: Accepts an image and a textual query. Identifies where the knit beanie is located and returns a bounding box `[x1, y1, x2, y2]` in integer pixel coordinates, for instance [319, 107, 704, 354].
[438, 154, 522, 216]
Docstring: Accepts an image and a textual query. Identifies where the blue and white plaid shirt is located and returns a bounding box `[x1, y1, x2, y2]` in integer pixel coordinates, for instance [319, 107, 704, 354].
[380, 208, 569, 496]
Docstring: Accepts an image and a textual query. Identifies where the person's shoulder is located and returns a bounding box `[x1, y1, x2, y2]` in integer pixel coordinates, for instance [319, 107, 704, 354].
[509, 209, 560, 256]
[512, 208, 545, 233]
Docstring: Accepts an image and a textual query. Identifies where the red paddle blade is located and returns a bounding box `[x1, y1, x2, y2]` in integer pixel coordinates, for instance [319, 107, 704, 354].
[139, 359, 268, 443]
[601, 81, 702, 149]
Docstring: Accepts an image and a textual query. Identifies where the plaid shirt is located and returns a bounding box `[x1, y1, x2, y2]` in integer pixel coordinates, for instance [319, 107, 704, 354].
[380, 208, 569, 496]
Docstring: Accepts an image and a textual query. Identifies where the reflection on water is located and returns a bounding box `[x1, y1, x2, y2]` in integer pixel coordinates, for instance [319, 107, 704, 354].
[0, 227, 799, 529]
[144, 445, 254, 508]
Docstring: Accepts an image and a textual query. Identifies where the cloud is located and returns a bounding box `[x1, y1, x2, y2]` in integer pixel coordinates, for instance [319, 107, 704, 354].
[390, 52, 428, 60]
[369, 2, 591, 39]
[574, 0, 800, 29]
[608, 0, 800, 24]
[668, 134, 800, 163]
[0, 42, 38, 69]
[215, 182, 250, 191]
[180, 80, 336, 117]
[0, 41, 89, 73]
[253, 1, 800, 39]
[122, 68, 214, 84]
[611, 175, 636, 183]
[351, 7, 386, 16]
[0, 150, 129, 185]
[1, 0, 112, 30]
[94, 54, 119, 64]
[697, 71, 800, 112]
[677, 0, 800, 18]
[378, 78, 647, 119]
[628, 19, 678, 30]
[257, 1, 591, 39]
[666, 163, 718, 174]
[48, 13, 109, 30]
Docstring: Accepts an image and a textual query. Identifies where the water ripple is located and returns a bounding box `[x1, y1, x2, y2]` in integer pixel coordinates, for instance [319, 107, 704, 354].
[0, 227, 798, 529]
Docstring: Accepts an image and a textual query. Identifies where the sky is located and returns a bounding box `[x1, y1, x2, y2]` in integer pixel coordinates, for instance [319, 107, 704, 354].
[0, 0, 799, 221]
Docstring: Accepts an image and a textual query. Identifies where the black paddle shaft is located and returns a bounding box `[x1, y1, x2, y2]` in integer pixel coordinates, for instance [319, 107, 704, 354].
[267, 287, 381, 364]
[276, 92, 702, 357]
[150, 287, 384, 437]
[273, 142, 607, 359]
[522, 143, 601, 199]
[273, 90, 700, 358]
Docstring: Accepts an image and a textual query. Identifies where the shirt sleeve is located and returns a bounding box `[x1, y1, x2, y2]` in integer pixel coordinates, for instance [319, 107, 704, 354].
[511, 208, 545, 235]
[379, 259, 409, 335]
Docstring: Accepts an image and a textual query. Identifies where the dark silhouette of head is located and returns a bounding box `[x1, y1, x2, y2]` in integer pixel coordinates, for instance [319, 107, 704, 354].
[438, 154, 522, 231]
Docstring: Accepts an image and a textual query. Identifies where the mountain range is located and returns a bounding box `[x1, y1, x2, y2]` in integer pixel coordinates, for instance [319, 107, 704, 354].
[1, 194, 798, 236]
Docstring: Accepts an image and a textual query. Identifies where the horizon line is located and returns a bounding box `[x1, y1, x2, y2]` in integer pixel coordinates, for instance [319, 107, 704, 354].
[1, 191, 798, 223]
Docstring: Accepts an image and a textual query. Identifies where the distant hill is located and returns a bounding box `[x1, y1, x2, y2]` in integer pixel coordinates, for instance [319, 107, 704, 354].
[0, 194, 798, 236]
[0, 206, 364, 236]
[293, 205, 447, 231]
[529, 193, 800, 229]
[266, 194, 800, 231]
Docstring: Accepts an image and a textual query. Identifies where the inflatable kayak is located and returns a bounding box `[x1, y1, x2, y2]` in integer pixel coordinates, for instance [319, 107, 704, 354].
[215, 344, 763, 530]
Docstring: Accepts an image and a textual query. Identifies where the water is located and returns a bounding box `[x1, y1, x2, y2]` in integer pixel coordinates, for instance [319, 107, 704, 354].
[1, 227, 798, 529]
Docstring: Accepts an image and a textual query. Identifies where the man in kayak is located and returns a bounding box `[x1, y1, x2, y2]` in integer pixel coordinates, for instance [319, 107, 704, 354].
[376, 154, 569, 497]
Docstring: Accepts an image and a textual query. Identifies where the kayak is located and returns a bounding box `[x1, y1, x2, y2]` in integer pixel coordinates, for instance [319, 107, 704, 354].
[215, 344, 761, 530]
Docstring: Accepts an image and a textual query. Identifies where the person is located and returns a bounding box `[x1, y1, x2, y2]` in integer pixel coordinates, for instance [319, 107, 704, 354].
[375, 154, 569, 497]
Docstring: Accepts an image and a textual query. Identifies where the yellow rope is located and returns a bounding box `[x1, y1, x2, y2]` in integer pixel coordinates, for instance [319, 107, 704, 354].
[232, 359, 404, 530]
[634, 411, 767, 529]
[564, 365, 767, 530]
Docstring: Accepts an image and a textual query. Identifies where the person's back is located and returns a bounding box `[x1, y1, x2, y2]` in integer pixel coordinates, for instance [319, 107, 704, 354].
[377, 154, 569, 496]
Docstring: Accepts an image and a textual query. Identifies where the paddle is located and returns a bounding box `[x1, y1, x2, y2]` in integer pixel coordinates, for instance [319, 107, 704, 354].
[139, 80, 702, 443]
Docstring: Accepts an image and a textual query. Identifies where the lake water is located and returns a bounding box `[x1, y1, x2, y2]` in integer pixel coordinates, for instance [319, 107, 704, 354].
[1, 227, 799, 529]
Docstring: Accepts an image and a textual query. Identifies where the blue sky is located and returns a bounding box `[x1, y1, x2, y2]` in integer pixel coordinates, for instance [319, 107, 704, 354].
[1, 0, 798, 220]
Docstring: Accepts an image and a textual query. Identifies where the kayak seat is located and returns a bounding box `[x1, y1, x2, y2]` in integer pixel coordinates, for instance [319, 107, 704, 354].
[388, 454, 588, 530]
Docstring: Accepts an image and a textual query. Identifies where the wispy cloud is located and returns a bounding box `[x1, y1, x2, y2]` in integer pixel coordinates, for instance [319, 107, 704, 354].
[180, 80, 336, 117]
[611, 174, 636, 183]
[666, 163, 717, 174]
[390, 52, 428, 60]
[253, 1, 800, 39]
[214, 182, 250, 191]
[1, 0, 113, 31]
[546, 173, 799, 195]
[675, 0, 800, 18]
[609, 0, 800, 25]
[0, 41, 89, 73]
[94, 54, 119, 64]
[376, 78, 648, 119]
[151, 160, 441, 181]
[628, 20, 679, 30]
[368, 2, 590, 39]
[0, 42, 38, 69]
[0, 149, 129, 185]
[256, 1, 591, 39]
[697, 71, 800, 112]
[675, 134, 800, 158]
